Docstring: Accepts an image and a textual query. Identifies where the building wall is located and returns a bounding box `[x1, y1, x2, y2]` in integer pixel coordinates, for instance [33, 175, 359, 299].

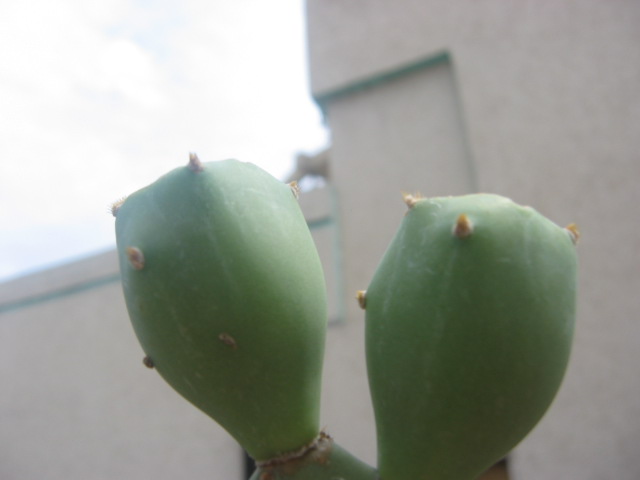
[306, 1, 640, 479]
[0, 251, 242, 480]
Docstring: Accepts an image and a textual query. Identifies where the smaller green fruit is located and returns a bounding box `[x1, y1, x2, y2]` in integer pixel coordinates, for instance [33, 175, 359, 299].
[364, 193, 578, 480]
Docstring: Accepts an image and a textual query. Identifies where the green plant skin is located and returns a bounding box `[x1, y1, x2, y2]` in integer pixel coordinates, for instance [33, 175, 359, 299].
[364, 194, 577, 480]
[249, 437, 378, 480]
[115, 159, 327, 461]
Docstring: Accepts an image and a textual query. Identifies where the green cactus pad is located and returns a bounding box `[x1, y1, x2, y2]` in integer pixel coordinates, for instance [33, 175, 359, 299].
[364, 194, 577, 480]
[115, 157, 327, 461]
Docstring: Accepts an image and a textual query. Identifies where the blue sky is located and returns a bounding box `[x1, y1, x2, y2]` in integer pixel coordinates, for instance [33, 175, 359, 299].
[0, 0, 328, 281]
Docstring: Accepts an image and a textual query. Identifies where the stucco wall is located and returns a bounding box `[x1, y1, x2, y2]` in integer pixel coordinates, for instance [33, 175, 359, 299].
[0, 250, 242, 479]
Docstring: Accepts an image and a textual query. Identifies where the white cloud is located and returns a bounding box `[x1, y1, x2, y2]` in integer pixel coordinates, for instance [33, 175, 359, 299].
[0, 0, 328, 281]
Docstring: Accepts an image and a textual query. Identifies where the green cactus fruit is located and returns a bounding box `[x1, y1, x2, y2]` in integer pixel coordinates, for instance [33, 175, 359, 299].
[249, 434, 378, 480]
[362, 193, 578, 480]
[114, 156, 327, 461]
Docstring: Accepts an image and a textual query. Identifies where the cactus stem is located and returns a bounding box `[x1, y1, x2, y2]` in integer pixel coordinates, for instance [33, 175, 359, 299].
[289, 181, 301, 199]
[255, 431, 332, 468]
[565, 223, 580, 245]
[218, 332, 238, 350]
[402, 192, 422, 210]
[357, 290, 367, 310]
[126, 247, 145, 270]
[110, 197, 127, 217]
[453, 213, 474, 238]
[142, 356, 155, 369]
[188, 152, 204, 173]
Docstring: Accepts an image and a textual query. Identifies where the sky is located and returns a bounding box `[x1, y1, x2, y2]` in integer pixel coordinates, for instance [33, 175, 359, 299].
[0, 0, 328, 282]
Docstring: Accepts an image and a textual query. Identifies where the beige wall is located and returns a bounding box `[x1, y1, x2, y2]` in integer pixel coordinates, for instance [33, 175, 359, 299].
[306, 1, 640, 479]
[0, 251, 242, 479]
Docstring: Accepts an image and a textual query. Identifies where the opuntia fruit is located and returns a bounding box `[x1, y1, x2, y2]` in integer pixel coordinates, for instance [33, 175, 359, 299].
[362, 193, 578, 480]
[114, 156, 328, 461]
